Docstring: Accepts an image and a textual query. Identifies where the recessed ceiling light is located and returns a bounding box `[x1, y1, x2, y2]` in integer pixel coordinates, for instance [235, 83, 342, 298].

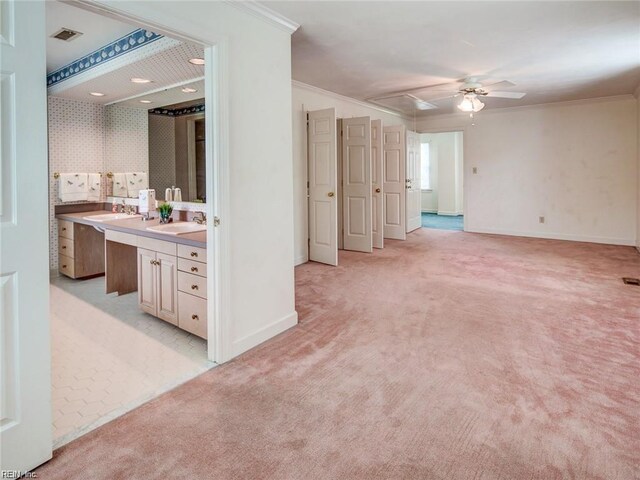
[188, 58, 205, 66]
[130, 77, 152, 84]
[181, 87, 198, 93]
[139, 100, 152, 104]
[89, 92, 105, 97]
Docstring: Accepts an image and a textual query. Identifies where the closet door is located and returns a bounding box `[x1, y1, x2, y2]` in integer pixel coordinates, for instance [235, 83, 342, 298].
[383, 125, 407, 240]
[406, 130, 422, 233]
[307, 108, 338, 266]
[342, 116, 372, 253]
[371, 119, 384, 248]
[0, 0, 53, 473]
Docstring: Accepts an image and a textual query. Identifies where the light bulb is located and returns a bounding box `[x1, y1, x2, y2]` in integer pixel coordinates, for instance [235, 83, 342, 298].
[457, 95, 474, 112]
[471, 96, 485, 112]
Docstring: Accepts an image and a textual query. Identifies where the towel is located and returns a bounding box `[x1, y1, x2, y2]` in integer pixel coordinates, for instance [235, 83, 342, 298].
[126, 172, 148, 198]
[112, 173, 128, 197]
[58, 173, 88, 202]
[87, 173, 101, 201]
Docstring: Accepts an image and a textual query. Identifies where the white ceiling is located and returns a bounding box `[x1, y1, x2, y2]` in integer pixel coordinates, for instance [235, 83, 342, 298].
[266, 1, 640, 115]
[46, 1, 205, 107]
[115, 80, 205, 109]
[46, 1, 136, 73]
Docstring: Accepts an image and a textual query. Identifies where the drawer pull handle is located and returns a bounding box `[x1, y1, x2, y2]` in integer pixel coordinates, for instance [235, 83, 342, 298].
[191, 267, 198, 272]
[192, 314, 199, 320]
[62, 228, 67, 231]
[62, 265, 67, 268]
[191, 284, 198, 290]
[150, 259, 155, 265]
[190, 252, 198, 257]
[62, 246, 66, 249]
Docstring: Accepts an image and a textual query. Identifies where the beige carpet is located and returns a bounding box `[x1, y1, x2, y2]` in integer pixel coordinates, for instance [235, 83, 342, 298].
[36, 230, 640, 479]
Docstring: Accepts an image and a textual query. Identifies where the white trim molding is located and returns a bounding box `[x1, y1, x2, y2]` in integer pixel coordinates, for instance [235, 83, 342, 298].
[294, 254, 308, 266]
[292, 80, 410, 120]
[231, 311, 298, 358]
[225, 1, 299, 34]
[466, 226, 636, 247]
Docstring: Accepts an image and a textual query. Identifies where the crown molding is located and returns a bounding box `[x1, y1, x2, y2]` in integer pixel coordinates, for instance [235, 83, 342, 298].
[225, 1, 299, 34]
[416, 94, 636, 123]
[292, 80, 410, 120]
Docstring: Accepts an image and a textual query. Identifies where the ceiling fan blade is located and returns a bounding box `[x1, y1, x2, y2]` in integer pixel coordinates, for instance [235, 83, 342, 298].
[418, 93, 458, 103]
[486, 91, 526, 99]
[482, 80, 516, 90]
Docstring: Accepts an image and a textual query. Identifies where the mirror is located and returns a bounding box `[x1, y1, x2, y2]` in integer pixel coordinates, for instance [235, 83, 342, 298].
[148, 98, 207, 202]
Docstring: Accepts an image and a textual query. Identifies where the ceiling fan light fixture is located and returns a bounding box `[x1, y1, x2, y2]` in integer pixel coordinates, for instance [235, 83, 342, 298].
[471, 96, 485, 112]
[457, 94, 474, 112]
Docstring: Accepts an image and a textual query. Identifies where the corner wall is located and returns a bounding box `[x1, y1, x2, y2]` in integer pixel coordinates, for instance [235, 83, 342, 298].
[635, 85, 640, 252]
[417, 96, 638, 245]
[292, 81, 411, 265]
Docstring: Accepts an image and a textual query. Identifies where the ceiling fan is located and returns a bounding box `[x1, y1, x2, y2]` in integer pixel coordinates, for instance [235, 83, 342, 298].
[368, 77, 527, 114]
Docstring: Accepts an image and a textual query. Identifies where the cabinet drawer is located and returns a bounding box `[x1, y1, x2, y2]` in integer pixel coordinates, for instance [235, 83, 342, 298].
[138, 236, 176, 256]
[178, 271, 207, 299]
[58, 237, 75, 258]
[178, 258, 206, 278]
[178, 292, 207, 339]
[177, 244, 206, 263]
[58, 220, 74, 240]
[59, 254, 75, 278]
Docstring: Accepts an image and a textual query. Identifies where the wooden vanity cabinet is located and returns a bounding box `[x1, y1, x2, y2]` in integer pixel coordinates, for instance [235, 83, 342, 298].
[137, 244, 178, 326]
[58, 219, 105, 279]
[177, 244, 208, 339]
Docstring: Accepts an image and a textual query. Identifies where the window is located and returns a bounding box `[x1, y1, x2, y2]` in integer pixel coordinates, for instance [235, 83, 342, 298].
[420, 142, 431, 190]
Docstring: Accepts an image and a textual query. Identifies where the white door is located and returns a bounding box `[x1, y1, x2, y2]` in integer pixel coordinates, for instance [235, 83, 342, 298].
[371, 120, 384, 249]
[406, 130, 422, 232]
[0, 0, 53, 473]
[342, 117, 372, 253]
[308, 108, 338, 266]
[383, 125, 406, 240]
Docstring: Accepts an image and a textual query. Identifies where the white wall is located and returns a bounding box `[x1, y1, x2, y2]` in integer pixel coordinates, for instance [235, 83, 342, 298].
[417, 96, 638, 245]
[635, 85, 640, 251]
[292, 81, 410, 265]
[100, 1, 298, 360]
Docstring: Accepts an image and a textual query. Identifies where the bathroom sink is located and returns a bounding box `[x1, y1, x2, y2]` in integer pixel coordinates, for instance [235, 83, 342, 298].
[146, 222, 207, 235]
[84, 213, 142, 222]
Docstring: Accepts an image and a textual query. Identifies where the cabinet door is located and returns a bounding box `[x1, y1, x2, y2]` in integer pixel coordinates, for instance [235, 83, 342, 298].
[138, 248, 157, 316]
[156, 252, 178, 325]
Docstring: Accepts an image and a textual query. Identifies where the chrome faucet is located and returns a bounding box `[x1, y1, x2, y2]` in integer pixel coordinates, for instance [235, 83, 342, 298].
[193, 212, 207, 225]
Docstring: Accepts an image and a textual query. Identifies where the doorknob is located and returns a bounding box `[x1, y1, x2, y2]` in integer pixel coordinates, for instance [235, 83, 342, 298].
[327, 192, 335, 197]
[375, 188, 381, 193]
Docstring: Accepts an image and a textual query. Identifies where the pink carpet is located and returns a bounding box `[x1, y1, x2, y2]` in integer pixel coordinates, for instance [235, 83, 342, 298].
[36, 230, 640, 479]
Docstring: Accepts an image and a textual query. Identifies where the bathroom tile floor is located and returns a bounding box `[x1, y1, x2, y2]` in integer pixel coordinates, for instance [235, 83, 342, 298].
[50, 275, 213, 448]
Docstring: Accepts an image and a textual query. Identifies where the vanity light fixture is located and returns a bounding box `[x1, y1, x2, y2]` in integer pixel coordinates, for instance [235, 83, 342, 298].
[181, 87, 198, 93]
[188, 58, 205, 66]
[89, 92, 105, 97]
[130, 77, 152, 84]
[139, 100, 152, 104]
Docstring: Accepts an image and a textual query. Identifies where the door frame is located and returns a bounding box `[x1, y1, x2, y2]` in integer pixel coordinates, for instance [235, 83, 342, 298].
[416, 127, 467, 232]
[58, 1, 231, 363]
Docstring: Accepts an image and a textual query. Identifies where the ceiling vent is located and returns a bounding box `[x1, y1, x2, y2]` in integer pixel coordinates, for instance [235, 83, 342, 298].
[51, 28, 83, 42]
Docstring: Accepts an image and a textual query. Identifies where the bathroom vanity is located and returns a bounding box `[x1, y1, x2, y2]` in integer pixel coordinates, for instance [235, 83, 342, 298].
[55, 211, 208, 339]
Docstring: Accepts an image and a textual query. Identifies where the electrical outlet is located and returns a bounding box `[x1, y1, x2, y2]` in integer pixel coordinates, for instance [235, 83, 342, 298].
[539, 216, 545, 224]
[472, 167, 477, 174]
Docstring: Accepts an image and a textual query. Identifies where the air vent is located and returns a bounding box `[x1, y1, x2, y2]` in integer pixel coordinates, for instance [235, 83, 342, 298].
[622, 277, 640, 286]
[51, 28, 83, 42]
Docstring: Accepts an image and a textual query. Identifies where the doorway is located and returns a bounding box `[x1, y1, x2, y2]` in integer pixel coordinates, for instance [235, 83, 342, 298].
[43, 0, 223, 450]
[419, 131, 464, 231]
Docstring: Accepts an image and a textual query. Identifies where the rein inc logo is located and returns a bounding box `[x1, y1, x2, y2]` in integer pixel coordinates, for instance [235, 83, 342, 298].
[2, 472, 38, 478]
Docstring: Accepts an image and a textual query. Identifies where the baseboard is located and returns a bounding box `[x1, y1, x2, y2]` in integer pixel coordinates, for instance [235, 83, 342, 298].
[294, 254, 308, 266]
[466, 226, 636, 246]
[421, 209, 437, 213]
[436, 211, 461, 217]
[231, 310, 298, 358]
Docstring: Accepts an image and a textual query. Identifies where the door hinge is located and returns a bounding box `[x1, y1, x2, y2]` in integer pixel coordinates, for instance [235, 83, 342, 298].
[213, 216, 221, 227]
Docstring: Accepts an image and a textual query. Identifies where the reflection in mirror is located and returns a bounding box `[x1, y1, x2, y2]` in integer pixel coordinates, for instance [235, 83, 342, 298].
[148, 98, 206, 202]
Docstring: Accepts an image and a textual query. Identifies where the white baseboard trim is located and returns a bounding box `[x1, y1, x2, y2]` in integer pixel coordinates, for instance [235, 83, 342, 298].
[421, 209, 437, 213]
[231, 310, 298, 358]
[436, 211, 462, 217]
[466, 226, 636, 246]
[294, 254, 308, 266]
